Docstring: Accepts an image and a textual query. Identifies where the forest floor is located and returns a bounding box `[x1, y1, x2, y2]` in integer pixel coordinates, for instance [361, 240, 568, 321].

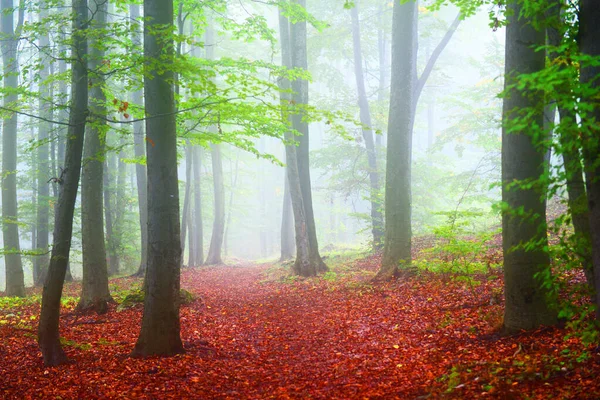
[1, 248, 600, 399]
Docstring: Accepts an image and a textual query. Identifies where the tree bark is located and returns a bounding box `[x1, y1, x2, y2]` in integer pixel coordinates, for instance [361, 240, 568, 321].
[130, 3, 148, 278]
[502, 1, 557, 331]
[205, 143, 225, 265]
[79, 0, 111, 313]
[290, 0, 327, 274]
[280, 172, 295, 261]
[192, 147, 203, 265]
[350, 1, 383, 248]
[375, 0, 417, 281]
[1, 0, 25, 297]
[204, 23, 225, 266]
[279, 7, 312, 276]
[34, 4, 51, 287]
[181, 143, 192, 265]
[132, 0, 184, 357]
[38, 0, 88, 366]
[579, 0, 600, 319]
[546, 0, 593, 288]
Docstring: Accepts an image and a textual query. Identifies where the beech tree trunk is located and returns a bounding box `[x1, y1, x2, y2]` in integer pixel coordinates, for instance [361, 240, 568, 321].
[502, 1, 556, 331]
[204, 23, 225, 266]
[38, 0, 88, 366]
[546, 0, 593, 288]
[290, 0, 327, 274]
[279, 7, 312, 276]
[350, 2, 383, 248]
[34, 4, 51, 287]
[280, 173, 295, 261]
[181, 143, 192, 265]
[132, 0, 184, 357]
[192, 147, 203, 265]
[375, 0, 417, 281]
[130, 3, 148, 278]
[1, 0, 25, 297]
[79, 0, 111, 313]
[579, 0, 600, 319]
[205, 143, 225, 265]
[375, 4, 460, 280]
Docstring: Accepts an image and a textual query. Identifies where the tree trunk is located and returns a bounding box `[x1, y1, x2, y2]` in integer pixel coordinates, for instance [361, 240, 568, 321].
[34, 5, 51, 287]
[38, 0, 88, 366]
[223, 151, 239, 257]
[350, 1, 383, 248]
[1, 0, 25, 297]
[181, 143, 192, 265]
[280, 173, 295, 261]
[112, 137, 126, 275]
[279, 7, 312, 276]
[290, 0, 327, 274]
[579, 0, 600, 319]
[205, 143, 225, 265]
[204, 23, 225, 266]
[192, 147, 204, 265]
[375, 0, 417, 281]
[130, 3, 148, 278]
[502, 1, 557, 331]
[104, 154, 117, 275]
[79, 0, 111, 313]
[132, 0, 183, 357]
[546, 0, 593, 288]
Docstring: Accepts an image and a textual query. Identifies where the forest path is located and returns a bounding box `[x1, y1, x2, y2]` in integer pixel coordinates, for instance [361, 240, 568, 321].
[1, 258, 598, 399]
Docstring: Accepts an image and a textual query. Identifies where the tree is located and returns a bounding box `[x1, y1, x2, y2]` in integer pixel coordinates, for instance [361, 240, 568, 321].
[375, 0, 417, 280]
[375, 2, 461, 280]
[130, 3, 148, 278]
[290, 0, 327, 274]
[1, 0, 26, 297]
[350, 0, 383, 248]
[279, 6, 312, 276]
[34, 3, 51, 287]
[38, 0, 89, 366]
[280, 174, 295, 261]
[545, 0, 593, 288]
[132, 0, 184, 356]
[579, 0, 600, 318]
[204, 22, 225, 266]
[79, 0, 111, 312]
[192, 147, 204, 265]
[501, 1, 556, 331]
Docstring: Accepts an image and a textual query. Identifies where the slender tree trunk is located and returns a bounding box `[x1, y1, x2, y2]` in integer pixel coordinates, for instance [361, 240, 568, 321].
[34, 5, 51, 287]
[1, 0, 25, 297]
[205, 143, 225, 265]
[350, 2, 383, 248]
[502, 1, 556, 331]
[375, 4, 460, 280]
[223, 151, 239, 257]
[279, 7, 312, 276]
[112, 136, 126, 275]
[130, 3, 148, 278]
[132, 0, 184, 357]
[204, 23, 225, 265]
[38, 0, 88, 366]
[546, 0, 593, 288]
[280, 173, 295, 261]
[579, 0, 600, 319]
[375, 0, 417, 281]
[192, 147, 203, 265]
[376, 1, 388, 148]
[181, 143, 192, 265]
[56, 30, 72, 284]
[290, 0, 327, 274]
[104, 154, 117, 274]
[79, 0, 111, 313]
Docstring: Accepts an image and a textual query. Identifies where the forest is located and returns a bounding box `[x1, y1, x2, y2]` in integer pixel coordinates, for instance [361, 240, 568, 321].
[1, 0, 600, 398]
